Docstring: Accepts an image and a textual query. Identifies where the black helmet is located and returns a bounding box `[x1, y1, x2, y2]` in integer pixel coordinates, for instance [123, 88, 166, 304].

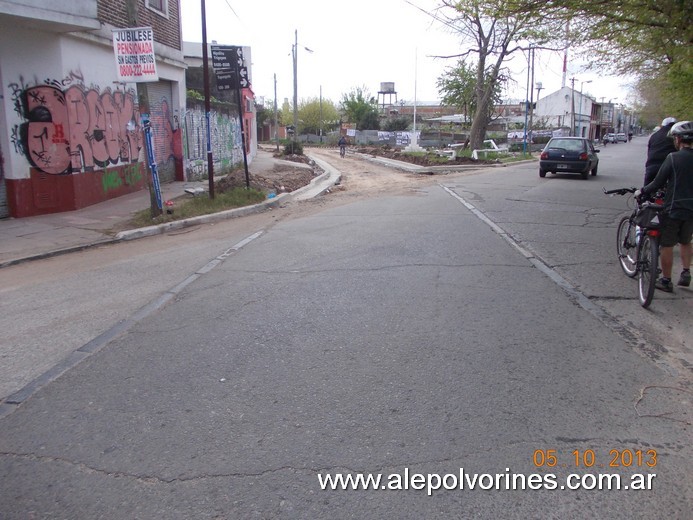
[668, 121, 693, 140]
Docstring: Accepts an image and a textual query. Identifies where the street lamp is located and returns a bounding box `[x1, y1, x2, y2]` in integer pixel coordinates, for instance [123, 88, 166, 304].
[577, 80, 592, 137]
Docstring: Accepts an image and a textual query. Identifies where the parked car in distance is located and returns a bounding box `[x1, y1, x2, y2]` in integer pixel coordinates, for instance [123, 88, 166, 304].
[616, 132, 628, 142]
[539, 137, 600, 179]
[603, 133, 617, 143]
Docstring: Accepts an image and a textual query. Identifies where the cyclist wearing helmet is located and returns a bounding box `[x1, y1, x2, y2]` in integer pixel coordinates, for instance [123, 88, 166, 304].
[637, 120, 693, 291]
[644, 117, 678, 184]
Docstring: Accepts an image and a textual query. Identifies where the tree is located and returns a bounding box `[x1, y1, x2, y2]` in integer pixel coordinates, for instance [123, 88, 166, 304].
[382, 117, 411, 132]
[419, 1, 561, 150]
[437, 59, 504, 124]
[501, 0, 693, 118]
[255, 100, 279, 129]
[340, 86, 381, 131]
[297, 97, 340, 135]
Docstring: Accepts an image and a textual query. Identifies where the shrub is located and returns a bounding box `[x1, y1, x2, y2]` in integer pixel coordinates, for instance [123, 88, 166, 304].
[284, 141, 304, 155]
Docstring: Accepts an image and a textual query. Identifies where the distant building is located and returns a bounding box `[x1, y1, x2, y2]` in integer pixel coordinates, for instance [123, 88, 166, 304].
[534, 86, 597, 139]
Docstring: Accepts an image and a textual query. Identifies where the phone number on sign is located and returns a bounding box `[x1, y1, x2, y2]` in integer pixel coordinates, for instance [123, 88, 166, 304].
[533, 449, 657, 468]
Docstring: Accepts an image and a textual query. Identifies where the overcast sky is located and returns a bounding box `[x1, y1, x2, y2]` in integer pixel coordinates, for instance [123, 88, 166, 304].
[179, 0, 634, 107]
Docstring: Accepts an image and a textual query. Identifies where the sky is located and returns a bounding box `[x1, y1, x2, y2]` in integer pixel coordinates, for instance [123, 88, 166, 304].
[179, 0, 635, 108]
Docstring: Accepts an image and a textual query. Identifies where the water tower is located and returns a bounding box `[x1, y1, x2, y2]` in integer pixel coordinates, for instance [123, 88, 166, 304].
[378, 82, 398, 111]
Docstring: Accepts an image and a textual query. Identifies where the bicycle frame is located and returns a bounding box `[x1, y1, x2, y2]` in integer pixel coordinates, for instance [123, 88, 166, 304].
[604, 186, 664, 308]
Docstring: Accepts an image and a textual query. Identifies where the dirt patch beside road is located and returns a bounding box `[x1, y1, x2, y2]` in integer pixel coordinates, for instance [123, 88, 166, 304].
[306, 147, 483, 201]
[217, 164, 318, 195]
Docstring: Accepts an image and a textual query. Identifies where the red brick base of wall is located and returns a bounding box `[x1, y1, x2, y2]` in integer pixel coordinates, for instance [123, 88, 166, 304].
[6, 162, 147, 218]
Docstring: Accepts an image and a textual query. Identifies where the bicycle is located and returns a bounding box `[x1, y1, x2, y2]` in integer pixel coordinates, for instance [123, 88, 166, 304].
[603, 187, 665, 308]
[339, 145, 346, 158]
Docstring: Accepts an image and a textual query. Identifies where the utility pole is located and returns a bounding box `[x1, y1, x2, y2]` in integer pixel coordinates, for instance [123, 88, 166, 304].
[523, 45, 531, 153]
[292, 29, 298, 153]
[570, 77, 577, 136]
[201, 0, 215, 198]
[320, 85, 323, 143]
[273, 73, 279, 152]
[528, 45, 535, 153]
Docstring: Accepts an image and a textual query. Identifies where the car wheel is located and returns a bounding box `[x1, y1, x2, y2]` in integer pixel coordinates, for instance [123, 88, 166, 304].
[591, 165, 598, 176]
[539, 169, 546, 178]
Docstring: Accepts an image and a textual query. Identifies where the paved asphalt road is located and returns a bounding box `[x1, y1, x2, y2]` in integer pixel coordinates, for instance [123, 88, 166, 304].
[1, 140, 691, 518]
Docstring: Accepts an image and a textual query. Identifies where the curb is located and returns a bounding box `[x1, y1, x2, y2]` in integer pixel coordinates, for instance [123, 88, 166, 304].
[0, 159, 340, 268]
[356, 152, 536, 174]
[116, 155, 341, 241]
[0, 239, 122, 269]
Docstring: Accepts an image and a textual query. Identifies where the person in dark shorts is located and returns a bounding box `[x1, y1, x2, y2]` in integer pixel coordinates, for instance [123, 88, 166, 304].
[637, 121, 693, 291]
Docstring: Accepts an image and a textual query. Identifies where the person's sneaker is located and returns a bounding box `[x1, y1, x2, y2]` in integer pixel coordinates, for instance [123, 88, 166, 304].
[678, 270, 691, 287]
[655, 278, 674, 292]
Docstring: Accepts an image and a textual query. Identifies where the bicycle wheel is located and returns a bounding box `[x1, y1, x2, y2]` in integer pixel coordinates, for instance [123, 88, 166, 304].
[638, 234, 658, 308]
[616, 217, 637, 277]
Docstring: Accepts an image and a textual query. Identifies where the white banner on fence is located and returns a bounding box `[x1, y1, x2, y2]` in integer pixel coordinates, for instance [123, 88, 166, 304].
[113, 27, 158, 82]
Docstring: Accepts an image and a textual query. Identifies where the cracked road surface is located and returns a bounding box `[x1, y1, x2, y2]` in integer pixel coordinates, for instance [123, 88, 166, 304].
[1, 145, 691, 518]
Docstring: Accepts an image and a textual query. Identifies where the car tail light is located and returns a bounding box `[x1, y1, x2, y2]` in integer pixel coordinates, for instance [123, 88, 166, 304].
[579, 152, 588, 160]
[540, 152, 548, 159]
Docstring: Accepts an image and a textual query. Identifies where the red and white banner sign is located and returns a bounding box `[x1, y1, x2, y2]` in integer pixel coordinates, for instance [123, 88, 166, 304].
[113, 27, 158, 82]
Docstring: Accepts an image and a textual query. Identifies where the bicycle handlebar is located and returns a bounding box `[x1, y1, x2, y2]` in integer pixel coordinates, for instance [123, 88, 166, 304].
[603, 187, 638, 196]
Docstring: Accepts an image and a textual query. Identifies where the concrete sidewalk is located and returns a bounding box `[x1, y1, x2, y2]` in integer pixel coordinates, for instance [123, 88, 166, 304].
[0, 150, 341, 268]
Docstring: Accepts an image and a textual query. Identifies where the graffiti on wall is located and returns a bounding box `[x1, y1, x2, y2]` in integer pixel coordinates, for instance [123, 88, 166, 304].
[9, 72, 178, 181]
[9, 73, 142, 175]
[183, 106, 242, 180]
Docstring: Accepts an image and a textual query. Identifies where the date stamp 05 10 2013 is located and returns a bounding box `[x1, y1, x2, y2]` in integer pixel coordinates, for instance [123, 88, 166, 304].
[532, 449, 657, 469]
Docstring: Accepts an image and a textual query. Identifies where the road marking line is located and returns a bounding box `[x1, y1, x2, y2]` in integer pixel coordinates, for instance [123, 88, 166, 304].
[441, 184, 610, 319]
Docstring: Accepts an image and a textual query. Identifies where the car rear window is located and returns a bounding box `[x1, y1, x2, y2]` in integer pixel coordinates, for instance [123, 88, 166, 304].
[548, 139, 584, 152]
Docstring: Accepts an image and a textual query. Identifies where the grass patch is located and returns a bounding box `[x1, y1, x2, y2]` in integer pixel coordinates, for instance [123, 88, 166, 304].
[128, 187, 266, 228]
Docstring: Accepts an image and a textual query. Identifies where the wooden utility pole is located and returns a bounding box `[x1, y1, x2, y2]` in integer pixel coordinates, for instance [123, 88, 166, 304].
[274, 73, 279, 152]
[201, 0, 215, 199]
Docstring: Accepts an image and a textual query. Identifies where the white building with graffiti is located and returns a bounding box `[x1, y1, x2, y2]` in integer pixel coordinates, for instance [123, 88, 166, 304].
[0, 0, 187, 218]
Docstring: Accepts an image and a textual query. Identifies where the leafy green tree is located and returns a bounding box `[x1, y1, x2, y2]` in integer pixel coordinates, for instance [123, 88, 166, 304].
[280, 99, 292, 126]
[437, 60, 504, 124]
[341, 86, 381, 131]
[255, 100, 280, 128]
[502, 0, 692, 118]
[297, 97, 340, 135]
[382, 117, 411, 132]
[437, 60, 476, 121]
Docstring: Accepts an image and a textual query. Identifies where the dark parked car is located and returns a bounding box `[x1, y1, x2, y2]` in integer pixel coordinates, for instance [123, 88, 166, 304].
[539, 137, 600, 179]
